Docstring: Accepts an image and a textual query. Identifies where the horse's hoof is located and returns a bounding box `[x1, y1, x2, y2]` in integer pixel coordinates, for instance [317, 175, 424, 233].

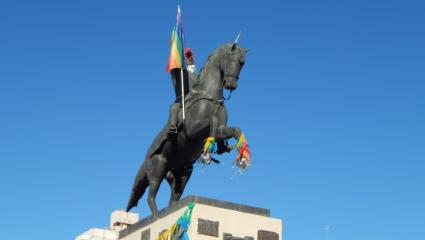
[235, 157, 250, 171]
[200, 152, 212, 165]
[227, 146, 234, 153]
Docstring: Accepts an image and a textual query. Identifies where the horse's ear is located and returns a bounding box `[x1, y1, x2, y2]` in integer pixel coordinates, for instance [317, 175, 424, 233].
[232, 31, 241, 51]
[231, 43, 237, 51]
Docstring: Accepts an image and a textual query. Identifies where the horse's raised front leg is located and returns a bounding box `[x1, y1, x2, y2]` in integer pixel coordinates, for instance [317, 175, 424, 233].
[185, 115, 222, 164]
[146, 154, 168, 216]
[214, 125, 242, 154]
[184, 115, 220, 140]
[216, 125, 242, 140]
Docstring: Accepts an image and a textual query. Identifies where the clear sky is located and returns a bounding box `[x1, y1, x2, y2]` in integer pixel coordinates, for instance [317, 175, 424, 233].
[1, 0, 424, 239]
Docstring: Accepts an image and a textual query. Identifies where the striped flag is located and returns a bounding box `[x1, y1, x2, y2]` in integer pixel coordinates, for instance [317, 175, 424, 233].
[166, 5, 186, 72]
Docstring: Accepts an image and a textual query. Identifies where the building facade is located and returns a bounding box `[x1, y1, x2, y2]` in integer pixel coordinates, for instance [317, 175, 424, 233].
[119, 196, 282, 240]
[76, 210, 139, 240]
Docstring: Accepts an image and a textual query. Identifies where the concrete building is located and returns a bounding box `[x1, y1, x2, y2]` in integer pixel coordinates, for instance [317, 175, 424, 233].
[76, 211, 139, 240]
[76, 228, 118, 240]
[119, 196, 282, 240]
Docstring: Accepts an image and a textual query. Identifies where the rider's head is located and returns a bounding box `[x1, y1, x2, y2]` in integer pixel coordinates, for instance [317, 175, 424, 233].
[185, 48, 195, 65]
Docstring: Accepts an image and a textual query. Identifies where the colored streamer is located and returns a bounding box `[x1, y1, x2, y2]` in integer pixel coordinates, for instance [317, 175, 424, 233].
[234, 133, 251, 172]
[156, 202, 195, 240]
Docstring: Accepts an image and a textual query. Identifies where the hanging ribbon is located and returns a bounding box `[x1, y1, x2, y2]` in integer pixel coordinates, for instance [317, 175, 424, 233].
[203, 137, 217, 154]
[234, 133, 251, 172]
[200, 137, 217, 164]
[198, 133, 252, 173]
[155, 202, 195, 240]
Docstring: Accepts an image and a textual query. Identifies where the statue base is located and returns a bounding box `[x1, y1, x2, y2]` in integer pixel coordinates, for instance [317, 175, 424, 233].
[119, 195, 282, 240]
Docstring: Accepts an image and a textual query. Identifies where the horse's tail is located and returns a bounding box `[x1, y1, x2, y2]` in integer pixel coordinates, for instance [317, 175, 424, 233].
[126, 161, 149, 212]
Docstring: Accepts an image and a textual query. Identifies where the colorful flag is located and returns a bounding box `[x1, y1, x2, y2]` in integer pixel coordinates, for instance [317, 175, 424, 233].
[166, 5, 186, 72]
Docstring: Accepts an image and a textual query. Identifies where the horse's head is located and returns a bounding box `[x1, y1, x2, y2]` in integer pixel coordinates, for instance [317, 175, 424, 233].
[220, 43, 248, 91]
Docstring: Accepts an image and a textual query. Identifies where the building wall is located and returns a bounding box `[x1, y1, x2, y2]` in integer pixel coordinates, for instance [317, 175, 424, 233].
[119, 203, 282, 240]
[76, 228, 118, 240]
[189, 203, 282, 240]
[119, 207, 187, 240]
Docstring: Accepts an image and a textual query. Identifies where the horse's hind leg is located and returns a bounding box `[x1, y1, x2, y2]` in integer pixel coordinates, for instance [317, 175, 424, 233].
[146, 154, 168, 216]
[165, 171, 176, 204]
[167, 164, 193, 204]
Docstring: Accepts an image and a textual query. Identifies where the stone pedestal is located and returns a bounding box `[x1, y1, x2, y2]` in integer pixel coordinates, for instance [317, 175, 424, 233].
[119, 196, 282, 240]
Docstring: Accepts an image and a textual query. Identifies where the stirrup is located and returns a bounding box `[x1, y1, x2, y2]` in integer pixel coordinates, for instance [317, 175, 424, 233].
[167, 124, 178, 135]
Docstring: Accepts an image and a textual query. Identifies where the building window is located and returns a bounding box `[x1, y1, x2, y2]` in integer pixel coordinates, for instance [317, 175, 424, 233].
[198, 218, 219, 237]
[223, 233, 253, 240]
[141, 228, 150, 240]
[258, 230, 279, 240]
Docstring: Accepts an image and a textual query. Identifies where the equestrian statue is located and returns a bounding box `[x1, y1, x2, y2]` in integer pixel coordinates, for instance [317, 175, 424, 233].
[126, 39, 251, 215]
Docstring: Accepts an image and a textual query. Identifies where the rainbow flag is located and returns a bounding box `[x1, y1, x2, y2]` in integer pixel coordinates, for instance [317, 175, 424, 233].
[166, 5, 186, 72]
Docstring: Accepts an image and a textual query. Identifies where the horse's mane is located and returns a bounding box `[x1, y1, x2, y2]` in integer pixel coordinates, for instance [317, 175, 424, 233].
[197, 44, 233, 80]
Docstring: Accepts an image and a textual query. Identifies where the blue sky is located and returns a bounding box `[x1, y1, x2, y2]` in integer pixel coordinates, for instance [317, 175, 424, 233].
[0, 0, 424, 239]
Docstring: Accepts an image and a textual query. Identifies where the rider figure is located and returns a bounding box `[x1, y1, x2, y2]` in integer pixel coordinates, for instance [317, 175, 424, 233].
[185, 48, 197, 80]
[167, 48, 196, 135]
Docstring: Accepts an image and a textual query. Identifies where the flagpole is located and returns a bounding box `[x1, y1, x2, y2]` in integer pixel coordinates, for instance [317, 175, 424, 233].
[180, 68, 186, 120]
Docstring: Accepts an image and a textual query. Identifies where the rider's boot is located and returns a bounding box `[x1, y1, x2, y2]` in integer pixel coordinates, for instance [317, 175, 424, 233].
[167, 102, 181, 136]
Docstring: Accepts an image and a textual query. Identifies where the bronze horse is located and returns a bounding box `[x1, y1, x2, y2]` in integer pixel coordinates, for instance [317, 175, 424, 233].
[126, 43, 248, 215]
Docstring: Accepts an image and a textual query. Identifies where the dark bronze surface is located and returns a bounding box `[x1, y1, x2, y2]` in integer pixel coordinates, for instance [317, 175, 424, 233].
[126, 43, 248, 215]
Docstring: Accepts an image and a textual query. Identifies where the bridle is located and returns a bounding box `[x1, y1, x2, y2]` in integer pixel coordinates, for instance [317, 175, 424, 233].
[221, 53, 242, 101]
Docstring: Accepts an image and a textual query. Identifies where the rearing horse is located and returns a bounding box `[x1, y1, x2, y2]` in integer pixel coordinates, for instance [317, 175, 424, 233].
[126, 43, 248, 215]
